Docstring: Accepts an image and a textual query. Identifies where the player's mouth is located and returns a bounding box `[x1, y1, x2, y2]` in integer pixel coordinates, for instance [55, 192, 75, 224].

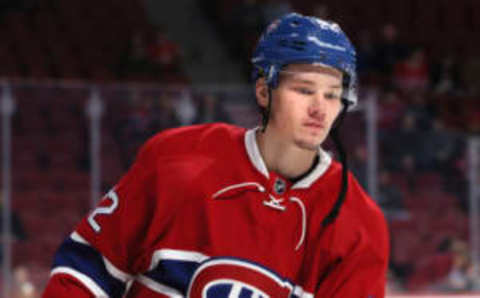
[303, 121, 325, 130]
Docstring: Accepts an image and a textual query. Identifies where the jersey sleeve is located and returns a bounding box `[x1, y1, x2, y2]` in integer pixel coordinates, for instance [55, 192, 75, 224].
[314, 235, 389, 297]
[315, 177, 390, 298]
[42, 273, 96, 298]
[43, 137, 162, 298]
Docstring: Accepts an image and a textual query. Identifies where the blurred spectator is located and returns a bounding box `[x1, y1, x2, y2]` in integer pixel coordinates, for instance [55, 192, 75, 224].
[399, 155, 417, 193]
[260, 0, 293, 25]
[382, 114, 423, 171]
[389, 224, 416, 286]
[173, 89, 197, 125]
[461, 54, 480, 95]
[118, 91, 150, 161]
[122, 32, 150, 78]
[404, 91, 434, 131]
[193, 93, 231, 124]
[120, 29, 185, 82]
[0, 191, 27, 266]
[350, 144, 368, 189]
[393, 48, 429, 93]
[118, 91, 182, 166]
[442, 239, 474, 292]
[145, 93, 183, 135]
[230, 0, 264, 32]
[124, 92, 154, 141]
[228, 0, 264, 61]
[36, 144, 51, 171]
[0, 192, 27, 242]
[312, 3, 329, 20]
[356, 30, 376, 82]
[374, 24, 407, 78]
[147, 28, 182, 74]
[0, 0, 37, 13]
[423, 119, 461, 173]
[386, 269, 405, 294]
[407, 246, 455, 291]
[424, 238, 476, 292]
[150, 93, 182, 132]
[430, 53, 462, 95]
[131, 32, 147, 61]
[466, 108, 480, 133]
[12, 266, 37, 298]
[377, 169, 410, 221]
[378, 89, 407, 131]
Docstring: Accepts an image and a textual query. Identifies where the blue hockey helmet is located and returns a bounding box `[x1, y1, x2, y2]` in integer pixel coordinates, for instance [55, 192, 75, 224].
[251, 13, 358, 109]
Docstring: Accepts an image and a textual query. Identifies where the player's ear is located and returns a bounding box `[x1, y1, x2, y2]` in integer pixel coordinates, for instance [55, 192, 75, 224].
[255, 78, 268, 108]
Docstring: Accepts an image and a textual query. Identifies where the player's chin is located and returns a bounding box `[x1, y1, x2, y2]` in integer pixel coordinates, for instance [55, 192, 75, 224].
[294, 137, 324, 151]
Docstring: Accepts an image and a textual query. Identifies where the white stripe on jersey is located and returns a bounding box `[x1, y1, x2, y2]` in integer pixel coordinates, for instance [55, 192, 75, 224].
[291, 149, 332, 189]
[137, 275, 183, 297]
[103, 257, 134, 283]
[149, 249, 209, 271]
[51, 267, 108, 297]
[245, 128, 270, 178]
[71, 231, 134, 283]
[70, 231, 90, 245]
[293, 285, 314, 298]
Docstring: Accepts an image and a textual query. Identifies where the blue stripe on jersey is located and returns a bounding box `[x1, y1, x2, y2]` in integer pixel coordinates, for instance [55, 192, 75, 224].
[144, 259, 200, 294]
[52, 238, 126, 297]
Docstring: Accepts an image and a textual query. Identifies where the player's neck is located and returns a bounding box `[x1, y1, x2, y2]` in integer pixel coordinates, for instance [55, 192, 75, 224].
[256, 129, 317, 179]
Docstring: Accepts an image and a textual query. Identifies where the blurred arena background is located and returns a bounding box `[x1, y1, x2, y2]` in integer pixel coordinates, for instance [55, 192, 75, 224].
[0, 0, 479, 297]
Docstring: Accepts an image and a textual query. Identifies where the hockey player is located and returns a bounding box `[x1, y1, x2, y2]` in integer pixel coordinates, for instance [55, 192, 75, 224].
[43, 13, 389, 297]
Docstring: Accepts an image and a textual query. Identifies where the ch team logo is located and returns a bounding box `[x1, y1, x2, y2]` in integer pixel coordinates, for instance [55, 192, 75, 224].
[187, 258, 310, 298]
[202, 279, 268, 298]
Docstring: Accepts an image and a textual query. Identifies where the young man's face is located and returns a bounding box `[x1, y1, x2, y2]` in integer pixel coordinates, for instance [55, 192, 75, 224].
[256, 64, 344, 151]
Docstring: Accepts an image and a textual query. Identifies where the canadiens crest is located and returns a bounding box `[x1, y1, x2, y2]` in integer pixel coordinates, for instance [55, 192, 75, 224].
[187, 257, 310, 298]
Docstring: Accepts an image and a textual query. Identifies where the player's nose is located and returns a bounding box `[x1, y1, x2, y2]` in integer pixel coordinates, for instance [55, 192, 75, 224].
[307, 103, 326, 121]
[308, 94, 327, 117]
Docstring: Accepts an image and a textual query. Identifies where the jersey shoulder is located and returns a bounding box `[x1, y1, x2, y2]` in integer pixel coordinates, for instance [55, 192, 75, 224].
[323, 161, 385, 227]
[347, 174, 386, 228]
[340, 173, 389, 255]
[321, 165, 388, 258]
[140, 122, 246, 159]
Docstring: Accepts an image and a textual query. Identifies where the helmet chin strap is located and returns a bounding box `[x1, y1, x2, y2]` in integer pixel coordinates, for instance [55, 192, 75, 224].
[261, 87, 273, 133]
[322, 103, 350, 227]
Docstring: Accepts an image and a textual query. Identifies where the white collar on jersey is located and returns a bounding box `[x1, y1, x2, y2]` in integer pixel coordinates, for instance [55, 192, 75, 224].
[244, 127, 332, 189]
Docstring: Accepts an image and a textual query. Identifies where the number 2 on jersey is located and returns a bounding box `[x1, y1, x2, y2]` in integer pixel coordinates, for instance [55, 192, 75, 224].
[88, 189, 119, 233]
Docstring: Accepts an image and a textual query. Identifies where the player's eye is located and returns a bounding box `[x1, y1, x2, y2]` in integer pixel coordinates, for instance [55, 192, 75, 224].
[294, 87, 315, 95]
[324, 92, 340, 100]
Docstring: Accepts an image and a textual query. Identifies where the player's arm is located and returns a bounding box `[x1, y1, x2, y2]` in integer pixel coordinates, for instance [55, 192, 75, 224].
[315, 180, 390, 298]
[43, 273, 96, 298]
[42, 137, 161, 298]
[314, 233, 389, 297]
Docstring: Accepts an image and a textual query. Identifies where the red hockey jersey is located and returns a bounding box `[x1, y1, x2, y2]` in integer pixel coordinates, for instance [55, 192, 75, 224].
[43, 123, 389, 298]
